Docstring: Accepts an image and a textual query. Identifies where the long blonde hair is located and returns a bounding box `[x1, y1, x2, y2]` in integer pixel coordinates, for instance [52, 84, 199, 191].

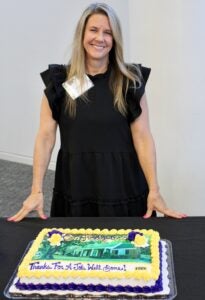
[66, 2, 142, 118]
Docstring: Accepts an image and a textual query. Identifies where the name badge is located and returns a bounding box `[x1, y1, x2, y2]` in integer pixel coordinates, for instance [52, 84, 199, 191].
[62, 75, 94, 100]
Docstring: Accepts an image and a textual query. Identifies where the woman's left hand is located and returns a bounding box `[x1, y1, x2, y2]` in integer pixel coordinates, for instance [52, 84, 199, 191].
[144, 190, 187, 219]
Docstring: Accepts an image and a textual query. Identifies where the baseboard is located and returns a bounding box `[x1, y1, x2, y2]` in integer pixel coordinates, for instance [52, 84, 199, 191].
[0, 151, 56, 170]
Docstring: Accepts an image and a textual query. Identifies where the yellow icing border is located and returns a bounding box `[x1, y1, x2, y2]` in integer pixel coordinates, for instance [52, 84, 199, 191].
[18, 228, 160, 280]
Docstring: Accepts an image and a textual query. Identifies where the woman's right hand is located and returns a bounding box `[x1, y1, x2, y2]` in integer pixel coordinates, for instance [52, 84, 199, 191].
[7, 193, 47, 222]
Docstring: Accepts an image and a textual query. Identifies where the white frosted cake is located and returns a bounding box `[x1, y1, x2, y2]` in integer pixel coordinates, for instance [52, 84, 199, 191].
[8, 228, 172, 298]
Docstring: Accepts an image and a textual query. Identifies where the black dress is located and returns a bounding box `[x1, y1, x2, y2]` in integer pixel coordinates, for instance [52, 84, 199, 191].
[40, 63, 151, 217]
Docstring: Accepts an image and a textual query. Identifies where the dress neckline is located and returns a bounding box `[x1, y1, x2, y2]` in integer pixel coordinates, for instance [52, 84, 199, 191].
[86, 64, 111, 80]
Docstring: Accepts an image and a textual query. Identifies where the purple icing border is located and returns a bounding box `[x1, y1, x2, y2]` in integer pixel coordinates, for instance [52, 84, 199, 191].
[15, 243, 163, 294]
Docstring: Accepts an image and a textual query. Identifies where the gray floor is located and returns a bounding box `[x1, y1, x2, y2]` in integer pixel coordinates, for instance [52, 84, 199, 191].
[0, 159, 54, 217]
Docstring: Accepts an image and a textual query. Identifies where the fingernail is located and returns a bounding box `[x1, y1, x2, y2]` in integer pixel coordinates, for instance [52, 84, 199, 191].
[143, 215, 148, 219]
[42, 215, 48, 219]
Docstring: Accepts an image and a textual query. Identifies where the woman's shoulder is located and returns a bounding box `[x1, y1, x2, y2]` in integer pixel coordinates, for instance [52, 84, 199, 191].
[126, 63, 151, 81]
[40, 64, 68, 122]
[40, 64, 67, 85]
[125, 63, 151, 123]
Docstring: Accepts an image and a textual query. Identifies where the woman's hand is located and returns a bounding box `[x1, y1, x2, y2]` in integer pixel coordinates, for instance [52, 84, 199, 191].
[7, 193, 47, 222]
[144, 190, 187, 219]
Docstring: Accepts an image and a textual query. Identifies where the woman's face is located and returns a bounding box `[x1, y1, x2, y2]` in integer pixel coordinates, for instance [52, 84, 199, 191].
[83, 14, 113, 65]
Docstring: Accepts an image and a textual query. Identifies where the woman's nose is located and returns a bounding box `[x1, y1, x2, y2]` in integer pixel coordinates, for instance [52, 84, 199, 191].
[95, 31, 104, 41]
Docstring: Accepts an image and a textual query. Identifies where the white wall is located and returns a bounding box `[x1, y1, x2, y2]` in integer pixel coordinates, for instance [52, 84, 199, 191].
[129, 0, 205, 215]
[1, 0, 205, 215]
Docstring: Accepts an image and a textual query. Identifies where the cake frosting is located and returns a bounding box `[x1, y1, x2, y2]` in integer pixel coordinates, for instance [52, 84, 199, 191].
[8, 228, 171, 298]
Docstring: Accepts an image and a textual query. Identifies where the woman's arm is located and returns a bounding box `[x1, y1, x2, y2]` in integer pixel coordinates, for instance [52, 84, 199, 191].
[31, 95, 57, 194]
[130, 93, 186, 218]
[8, 94, 57, 222]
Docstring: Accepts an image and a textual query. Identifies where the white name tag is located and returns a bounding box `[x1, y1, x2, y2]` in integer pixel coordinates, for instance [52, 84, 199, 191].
[62, 75, 94, 100]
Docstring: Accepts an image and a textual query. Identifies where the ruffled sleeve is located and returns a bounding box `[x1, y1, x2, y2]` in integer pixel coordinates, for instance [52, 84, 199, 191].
[126, 64, 151, 123]
[40, 64, 67, 122]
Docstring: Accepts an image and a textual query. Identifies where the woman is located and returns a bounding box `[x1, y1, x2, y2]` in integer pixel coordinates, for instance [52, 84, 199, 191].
[8, 3, 186, 221]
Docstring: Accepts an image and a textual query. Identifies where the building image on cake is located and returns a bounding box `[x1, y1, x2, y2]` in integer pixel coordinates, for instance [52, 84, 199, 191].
[33, 233, 151, 263]
[57, 241, 151, 262]
[74, 241, 141, 259]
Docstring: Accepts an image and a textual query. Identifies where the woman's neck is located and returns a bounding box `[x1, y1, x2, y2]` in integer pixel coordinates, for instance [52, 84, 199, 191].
[85, 59, 109, 76]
